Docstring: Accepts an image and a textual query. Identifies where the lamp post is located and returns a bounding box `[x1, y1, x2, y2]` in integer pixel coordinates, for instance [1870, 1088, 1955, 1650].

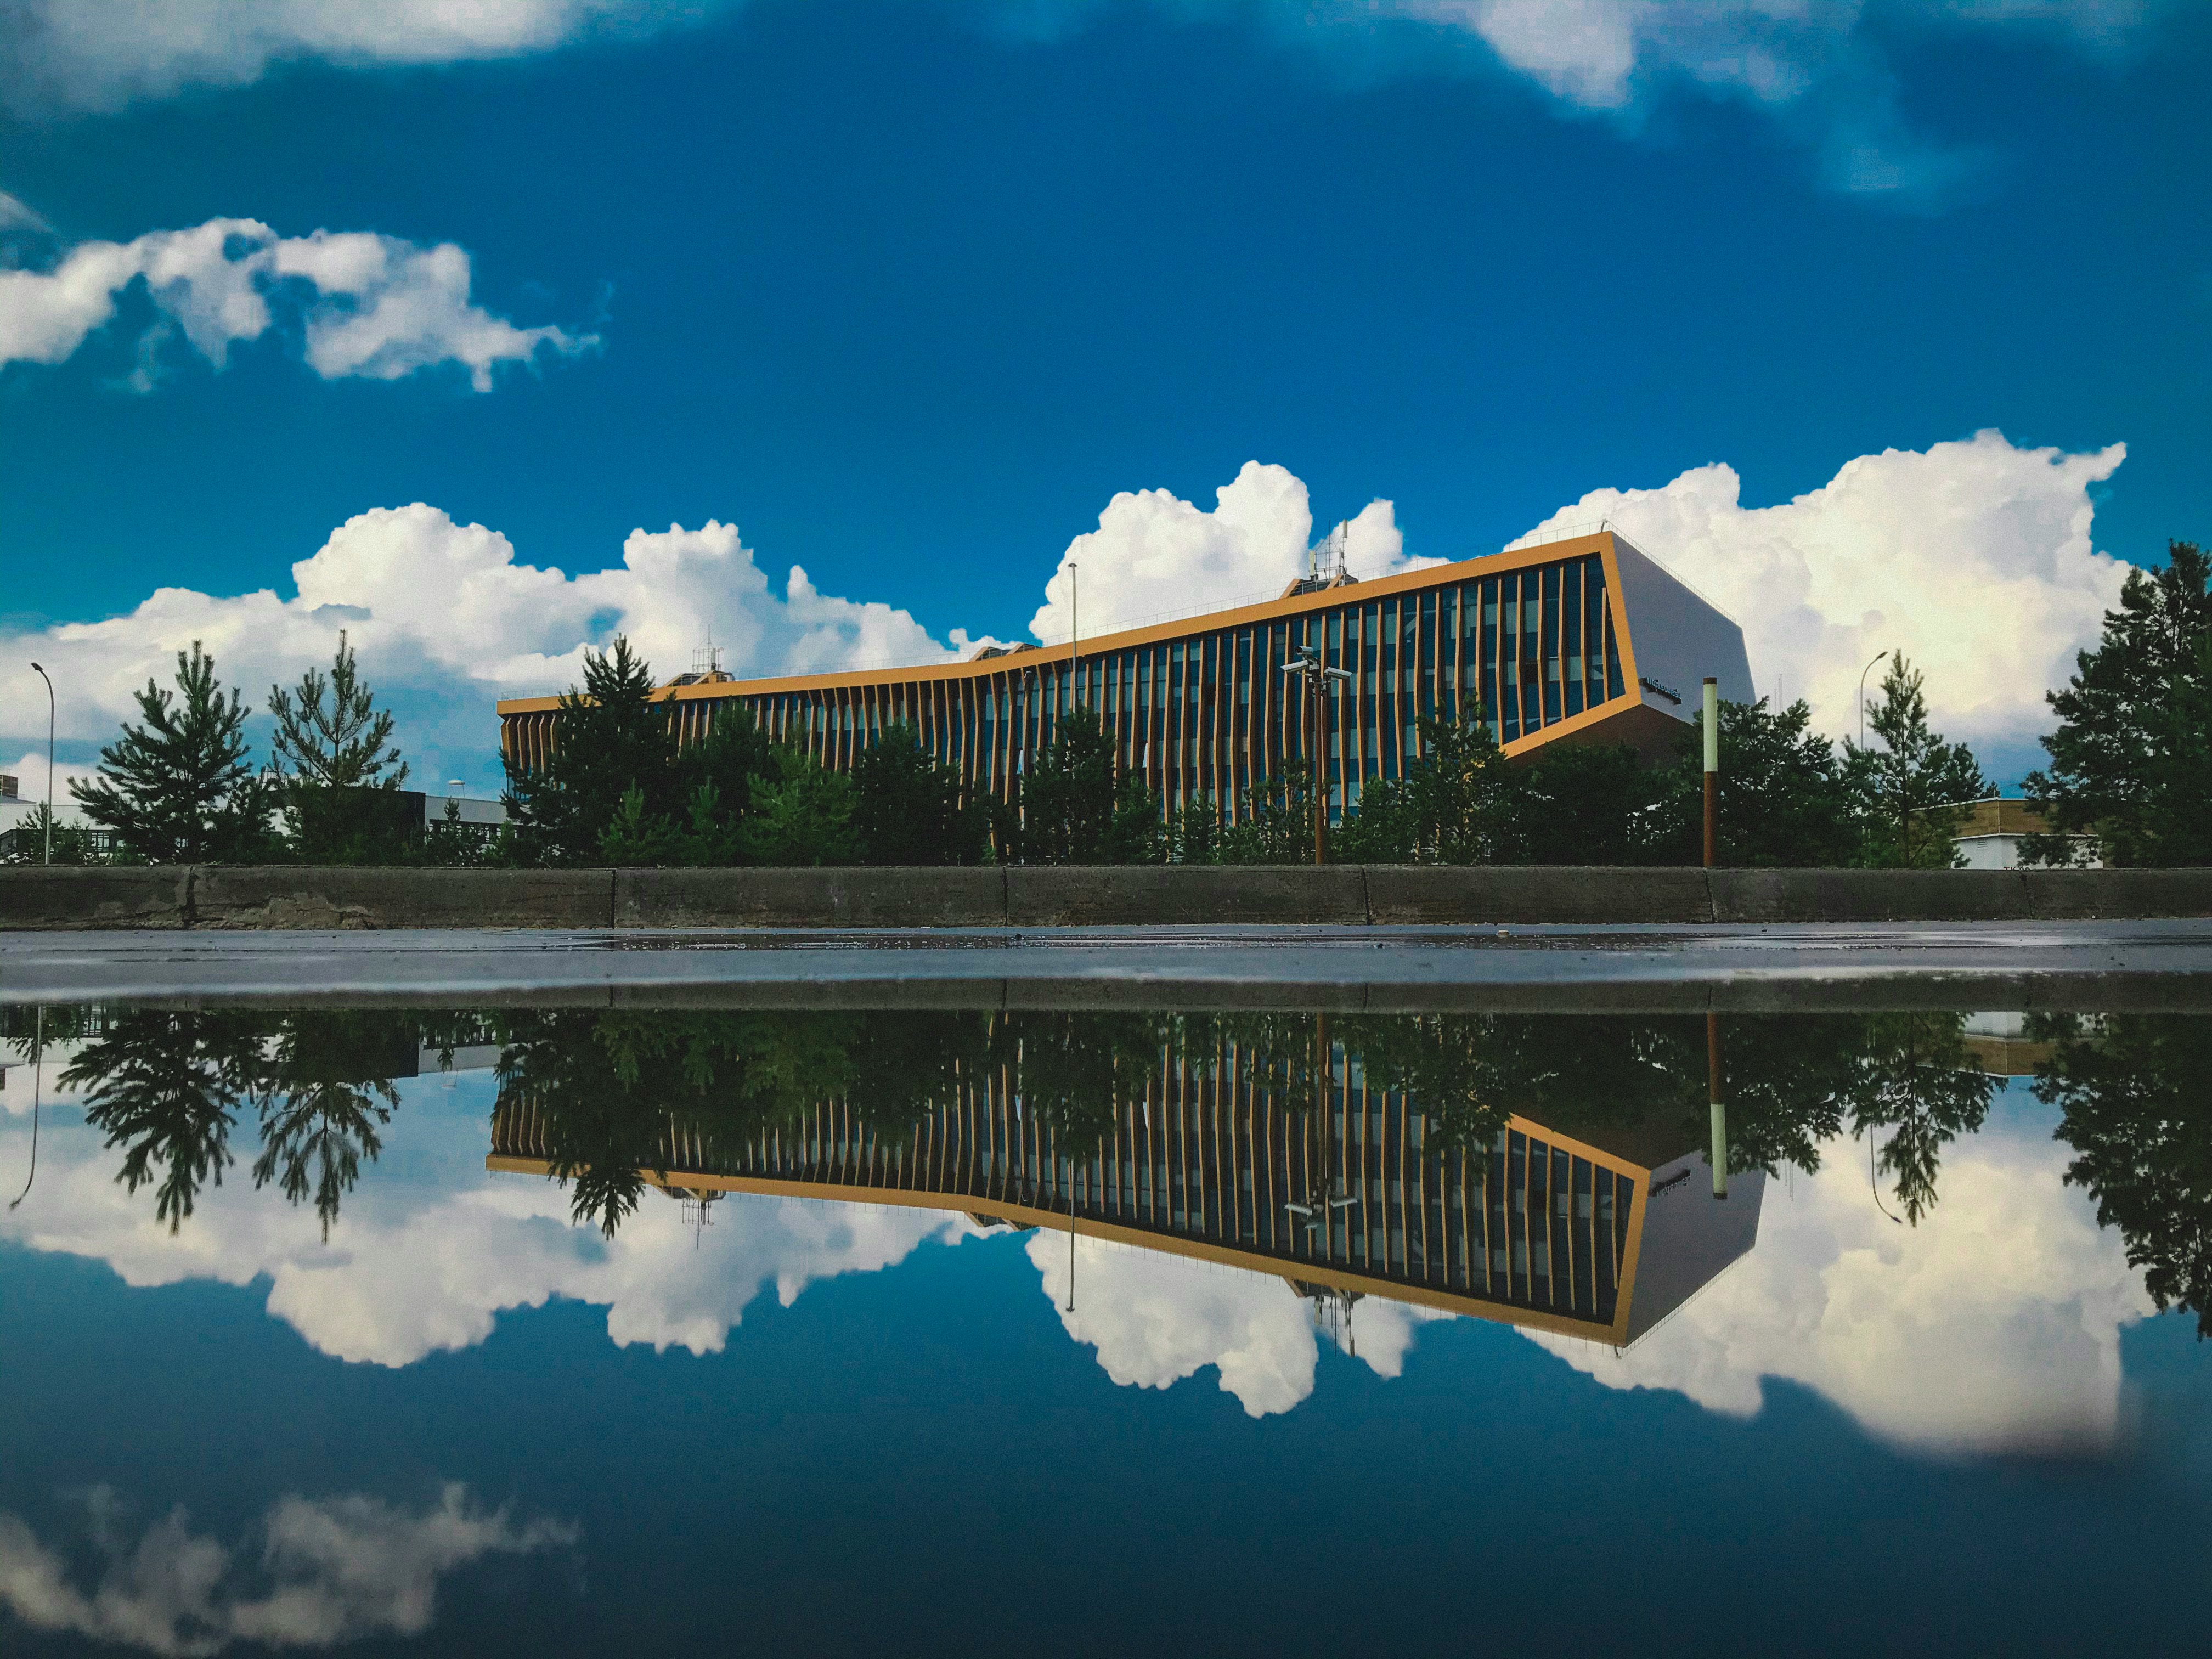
[1069, 561, 1079, 713]
[1281, 647, 1356, 865]
[29, 662, 54, 865]
[1857, 649, 1891, 751]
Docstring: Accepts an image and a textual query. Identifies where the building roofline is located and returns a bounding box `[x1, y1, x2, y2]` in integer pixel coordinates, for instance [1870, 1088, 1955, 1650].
[495, 531, 1618, 715]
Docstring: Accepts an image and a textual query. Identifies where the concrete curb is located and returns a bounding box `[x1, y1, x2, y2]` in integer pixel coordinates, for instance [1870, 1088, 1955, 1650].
[8, 864, 2212, 930]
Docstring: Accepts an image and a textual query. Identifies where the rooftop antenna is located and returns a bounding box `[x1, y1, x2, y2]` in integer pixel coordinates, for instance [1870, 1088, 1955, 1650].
[691, 629, 723, 679]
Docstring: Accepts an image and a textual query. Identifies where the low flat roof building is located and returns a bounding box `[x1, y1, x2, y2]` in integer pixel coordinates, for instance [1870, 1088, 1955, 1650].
[498, 528, 1753, 822]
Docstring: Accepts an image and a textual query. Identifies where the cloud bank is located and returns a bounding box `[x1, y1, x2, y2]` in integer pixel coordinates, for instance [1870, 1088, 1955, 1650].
[0, 433, 2131, 789]
[0, 1483, 572, 1655]
[1518, 430, 2130, 753]
[0, 204, 595, 390]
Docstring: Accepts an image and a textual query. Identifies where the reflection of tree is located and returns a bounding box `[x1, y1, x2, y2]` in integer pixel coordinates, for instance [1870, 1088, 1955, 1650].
[990, 1013, 1172, 1152]
[496, 1009, 994, 1236]
[2032, 1013, 2212, 1336]
[60, 1011, 267, 1233]
[251, 1013, 411, 1241]
[1841, 1013, 1992, 1223]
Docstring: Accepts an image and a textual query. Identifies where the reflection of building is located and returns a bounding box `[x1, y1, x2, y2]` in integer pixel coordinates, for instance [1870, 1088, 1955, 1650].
[496, 529, 1753, 822]
[487, 1037, 1763, 1347]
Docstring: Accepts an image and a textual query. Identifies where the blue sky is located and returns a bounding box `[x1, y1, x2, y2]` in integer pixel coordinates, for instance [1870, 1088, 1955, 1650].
[3, 1, 2208, 792]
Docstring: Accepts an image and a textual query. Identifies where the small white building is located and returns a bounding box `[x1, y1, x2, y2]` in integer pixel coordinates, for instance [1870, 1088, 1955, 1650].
[1951, 796, 2100, 870]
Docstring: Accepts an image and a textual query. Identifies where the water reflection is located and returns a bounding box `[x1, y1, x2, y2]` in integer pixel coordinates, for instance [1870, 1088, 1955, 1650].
[4, 1002, 2208, 1441]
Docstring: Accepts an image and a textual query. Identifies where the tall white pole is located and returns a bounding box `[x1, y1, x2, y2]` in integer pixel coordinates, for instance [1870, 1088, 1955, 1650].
[30, 662, 54, 865]
[1701, 675, 1718, 868]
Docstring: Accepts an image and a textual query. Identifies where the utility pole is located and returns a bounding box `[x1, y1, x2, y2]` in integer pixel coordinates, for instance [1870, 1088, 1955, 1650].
[1701, 675, 1718, 868]
[1281, 644, 1356, 865]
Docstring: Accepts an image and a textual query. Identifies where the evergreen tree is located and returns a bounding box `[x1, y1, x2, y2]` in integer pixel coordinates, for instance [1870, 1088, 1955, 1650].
[1170, 795, 1221, 865]
[505, 636, 679, 865]
[1842, 653, 1987, 868]
[269, 634, 407, 789]
[1018, 709, 1164, 864]
[1216, 760, 1315, 864]
[737, 748, 861, 865]
[851, 721, 989, 865]
[2024, 541, 2212, 867]
[1511, 742, 1656, 865]
[269, 634, 413, 862]
[1651, 697, 1855, 867]
[71, 641, 279, 864]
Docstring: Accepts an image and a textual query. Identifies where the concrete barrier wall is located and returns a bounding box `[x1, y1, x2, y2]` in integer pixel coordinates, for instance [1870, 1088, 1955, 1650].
[8, 863, 2212, 930]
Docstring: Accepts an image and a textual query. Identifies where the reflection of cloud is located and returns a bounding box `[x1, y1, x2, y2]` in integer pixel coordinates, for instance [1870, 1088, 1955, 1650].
[1025, 1234, 1446, 1417]
[0, 1483, 572, 1655]
[1529, 1094, 2155, 1455]
[0, 1081, 970, 1366]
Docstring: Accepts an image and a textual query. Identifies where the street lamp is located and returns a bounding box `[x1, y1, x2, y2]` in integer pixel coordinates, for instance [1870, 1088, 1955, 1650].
[1280, 649, 1356, 865]
[1857, 649, 1891, 751]
[28, 662, 54, 866]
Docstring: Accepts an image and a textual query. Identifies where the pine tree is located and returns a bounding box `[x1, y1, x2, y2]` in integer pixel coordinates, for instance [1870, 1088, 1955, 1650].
[1842, 653, 1987, 868]
[268, 633, 407, 789]
[1653, 697, 1855, 867]
[504, 636, 678, 866]
[2024, 541, 2212, 867]
[851, 721, 989, 865]
[269, 634, 412, 861]
[71, 640, 278, 864]
[1018, 709, 1164, 864]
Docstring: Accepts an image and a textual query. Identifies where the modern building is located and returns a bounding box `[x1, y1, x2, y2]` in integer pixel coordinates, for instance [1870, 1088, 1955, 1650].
[497, 529, 1754, 823]
[487, 1024, 1764, 1348]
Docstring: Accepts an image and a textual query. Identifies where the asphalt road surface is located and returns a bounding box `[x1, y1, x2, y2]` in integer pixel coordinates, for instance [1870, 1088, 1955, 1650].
[5, 921, 2211, 1011]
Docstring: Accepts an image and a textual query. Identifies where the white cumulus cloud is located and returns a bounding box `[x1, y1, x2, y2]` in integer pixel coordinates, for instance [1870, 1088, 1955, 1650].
[0, 210, 595, 391]
[1517, 430, 2130, 756]
[1526, 1092, 2157, 1457]
[0, 505, 992, 795]
[1028, 461, 1426, 644]
[0, 1483, 572, 1655]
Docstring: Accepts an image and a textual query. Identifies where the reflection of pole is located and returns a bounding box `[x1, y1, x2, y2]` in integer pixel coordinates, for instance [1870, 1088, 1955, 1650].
[9, 1006, 41, 1208]
[1707, 1010, 1727, 1200]
[1702, 675, 1719, 868]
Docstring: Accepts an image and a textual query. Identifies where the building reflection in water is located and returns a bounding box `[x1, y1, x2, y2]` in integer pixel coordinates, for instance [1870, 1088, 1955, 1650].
[488, 1020, 1764, 1350]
